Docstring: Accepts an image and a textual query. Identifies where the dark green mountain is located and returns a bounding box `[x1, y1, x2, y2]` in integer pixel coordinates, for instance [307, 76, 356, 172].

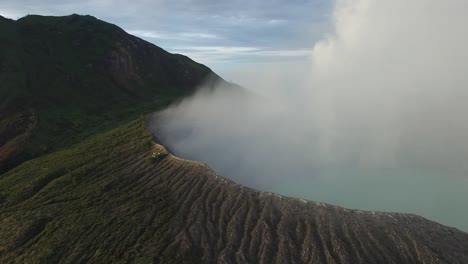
[0, 14, 220, 173]
[1, 14, 467, 264]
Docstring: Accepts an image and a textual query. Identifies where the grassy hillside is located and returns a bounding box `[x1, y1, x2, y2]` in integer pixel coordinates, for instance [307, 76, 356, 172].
[1, 117, 467, 263]
[0, 14, 219, 173]
[0, 118, 191, 263]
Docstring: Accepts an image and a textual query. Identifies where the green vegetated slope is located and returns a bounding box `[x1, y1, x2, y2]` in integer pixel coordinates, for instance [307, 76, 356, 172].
[0, 14, 220, 173]
[1, 118, 468, 263]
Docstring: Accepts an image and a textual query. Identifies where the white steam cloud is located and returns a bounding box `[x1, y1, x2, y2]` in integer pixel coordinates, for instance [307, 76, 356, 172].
[308, 0, 468, 170]
[152, 0, 468, 230]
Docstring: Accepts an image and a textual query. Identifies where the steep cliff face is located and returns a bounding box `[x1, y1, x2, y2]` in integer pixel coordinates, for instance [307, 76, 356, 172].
[0, 14, 221, 173]
[0, 119, 467, 263]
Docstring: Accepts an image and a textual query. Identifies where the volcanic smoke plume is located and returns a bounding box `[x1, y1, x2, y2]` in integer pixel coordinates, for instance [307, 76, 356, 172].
[152, 0, 468, 230]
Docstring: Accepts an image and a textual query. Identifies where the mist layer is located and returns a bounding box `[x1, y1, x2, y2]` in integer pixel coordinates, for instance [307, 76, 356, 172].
[152, 0, 468, 231]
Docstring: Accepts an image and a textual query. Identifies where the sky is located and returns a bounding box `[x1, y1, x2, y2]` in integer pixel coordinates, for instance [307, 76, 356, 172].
[0, 0, 332, 80]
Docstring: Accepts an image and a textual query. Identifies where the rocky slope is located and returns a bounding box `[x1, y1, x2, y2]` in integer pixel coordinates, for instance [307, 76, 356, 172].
[0, 119, 467, 263]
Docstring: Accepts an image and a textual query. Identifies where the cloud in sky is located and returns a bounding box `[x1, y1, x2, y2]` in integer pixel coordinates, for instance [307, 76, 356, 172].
[127, 30, 220, 41]
[167, 46, 314, 65]
[0, 0, 332, 74]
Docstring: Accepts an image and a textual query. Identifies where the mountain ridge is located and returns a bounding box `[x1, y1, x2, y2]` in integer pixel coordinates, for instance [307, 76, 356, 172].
[1, 118, 467, 263]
